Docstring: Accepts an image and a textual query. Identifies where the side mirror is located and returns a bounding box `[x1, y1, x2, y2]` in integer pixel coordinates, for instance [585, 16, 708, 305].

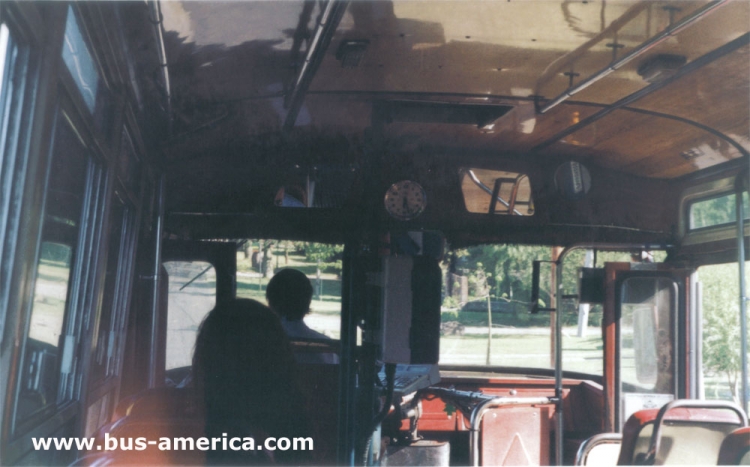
[578, 267, 605, 304]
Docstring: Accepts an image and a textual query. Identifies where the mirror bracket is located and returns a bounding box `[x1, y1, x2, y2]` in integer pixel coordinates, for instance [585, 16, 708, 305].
[531, 260, 558, 314]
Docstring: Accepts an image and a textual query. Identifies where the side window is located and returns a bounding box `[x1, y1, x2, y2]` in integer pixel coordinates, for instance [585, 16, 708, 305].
[689, 192, 750, 230]
[0, 21, 34, 342]
[60, 6, 113, 136]
[14, 114, 94, 427]
[164, 261, 217, 371]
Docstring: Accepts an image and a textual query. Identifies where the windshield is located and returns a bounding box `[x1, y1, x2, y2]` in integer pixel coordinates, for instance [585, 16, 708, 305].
[439, 246, 665, 376]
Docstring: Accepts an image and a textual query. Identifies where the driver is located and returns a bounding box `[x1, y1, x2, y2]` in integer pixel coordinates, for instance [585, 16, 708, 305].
[266, 269, 339, 364]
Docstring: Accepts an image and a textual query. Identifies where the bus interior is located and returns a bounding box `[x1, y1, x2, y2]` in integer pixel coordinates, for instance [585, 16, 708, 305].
[0, 0, 749, 465]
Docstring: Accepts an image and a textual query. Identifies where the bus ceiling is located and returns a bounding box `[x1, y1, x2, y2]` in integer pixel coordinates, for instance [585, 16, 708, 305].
[121, 1, 750, 246]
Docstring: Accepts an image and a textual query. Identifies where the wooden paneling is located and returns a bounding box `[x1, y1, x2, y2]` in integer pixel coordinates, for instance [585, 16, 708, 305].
[557, 109, 743, 178]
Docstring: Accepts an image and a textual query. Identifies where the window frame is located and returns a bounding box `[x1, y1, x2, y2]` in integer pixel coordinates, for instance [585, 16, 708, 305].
[0, 15, 39, 348]
[0, 3, 144, 463]
[10, 102, 108, 437]
[679, 175, 750, 248]
[56, 4, 116, 149]
[7, 4, 120, 444]
[687, 191, 750, 232]
[459, 167, 535, 217]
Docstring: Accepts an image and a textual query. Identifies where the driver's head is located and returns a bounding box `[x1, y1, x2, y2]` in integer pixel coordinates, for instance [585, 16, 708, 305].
[266, 268, 313, 321]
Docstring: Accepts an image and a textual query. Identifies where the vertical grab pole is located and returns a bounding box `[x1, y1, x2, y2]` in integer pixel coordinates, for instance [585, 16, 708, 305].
[554, 247, 565, 466]
[736, 180, 748, 413]
[486, 295, 493, 365]
[148, 174, 165, 388]
[337, 242, 358, 465]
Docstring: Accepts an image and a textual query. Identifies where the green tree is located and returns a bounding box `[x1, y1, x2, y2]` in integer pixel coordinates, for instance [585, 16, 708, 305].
[298, 242, 344, 274]
[700, 263, 743, 402]
[690, 192, 749, 230]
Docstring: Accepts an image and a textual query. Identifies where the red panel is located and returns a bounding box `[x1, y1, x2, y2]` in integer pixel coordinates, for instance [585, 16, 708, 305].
[414, 379, 603, 435]
[480, 406, 551, 466]
[403, 396, 458, 431]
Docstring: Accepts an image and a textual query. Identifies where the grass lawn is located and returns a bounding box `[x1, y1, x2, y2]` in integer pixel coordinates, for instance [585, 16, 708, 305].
[440, 331, 603, 375]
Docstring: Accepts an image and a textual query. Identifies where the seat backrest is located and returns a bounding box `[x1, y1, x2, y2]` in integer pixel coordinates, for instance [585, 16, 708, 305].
[645, 400, 747, 465]
[618, 409, 659, 465]
[575, 433, 622, 466]
[296, 363, 340, 464]
[717, 426, 750, 465]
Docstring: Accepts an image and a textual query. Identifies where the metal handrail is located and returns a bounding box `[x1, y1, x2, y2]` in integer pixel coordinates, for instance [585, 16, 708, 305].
[574, 433, 622, 466]
[469, 396, 553, 466]
[538, 0, 731, 114]
[422, 387, 551, 466]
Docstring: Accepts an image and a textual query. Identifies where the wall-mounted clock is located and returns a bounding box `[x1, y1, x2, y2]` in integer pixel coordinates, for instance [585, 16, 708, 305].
[384, 180, 427, 220]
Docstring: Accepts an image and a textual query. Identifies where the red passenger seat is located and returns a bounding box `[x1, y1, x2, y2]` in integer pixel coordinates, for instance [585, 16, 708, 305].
[618, 400, 747, 465]
[717, 427, 750, 465]
[617, 408, 659, 465]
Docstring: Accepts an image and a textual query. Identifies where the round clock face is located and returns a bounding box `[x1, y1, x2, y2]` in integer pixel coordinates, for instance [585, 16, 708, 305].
[384, 180, 427, 220]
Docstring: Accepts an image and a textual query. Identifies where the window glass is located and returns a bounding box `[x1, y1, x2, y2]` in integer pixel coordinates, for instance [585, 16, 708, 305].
[165, 261, 216, 370]
[460, 168, 534, 216]
[699, 262, 750, 409]
[690, 191, 750, 230]
[618, 276, 676, 426]
[439, 245, 603, 374]
[236, 240, 343, 340]
[16, 115, 89, 424]
[0, 22, 31, 341]
[61, 7, 99, 113]
[61, 6, 113, 136]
